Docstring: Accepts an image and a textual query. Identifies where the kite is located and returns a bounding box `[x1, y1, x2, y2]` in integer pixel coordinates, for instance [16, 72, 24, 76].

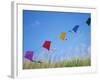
[86, 17, 91, 26]
[68, 25, 79, 33]
[24, 51, 33, 61]
[42, 40, 51, 51]
[60, 32, 67, 40]
[72, 25, 79, 33]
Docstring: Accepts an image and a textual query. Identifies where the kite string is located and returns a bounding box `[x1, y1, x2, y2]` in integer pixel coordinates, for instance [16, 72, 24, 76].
[32, 46, 43, 62]
[33, 45, 54, 62]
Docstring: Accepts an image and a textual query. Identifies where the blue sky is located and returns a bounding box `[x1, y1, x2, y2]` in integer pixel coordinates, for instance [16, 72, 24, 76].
[23, 10, 91, 62]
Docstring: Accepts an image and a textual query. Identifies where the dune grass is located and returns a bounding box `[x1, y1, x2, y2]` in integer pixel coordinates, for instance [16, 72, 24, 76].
[23, 57, 91, 69]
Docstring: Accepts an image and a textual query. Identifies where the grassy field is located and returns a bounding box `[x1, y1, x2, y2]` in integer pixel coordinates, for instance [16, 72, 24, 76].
[23, 57, 91, 69]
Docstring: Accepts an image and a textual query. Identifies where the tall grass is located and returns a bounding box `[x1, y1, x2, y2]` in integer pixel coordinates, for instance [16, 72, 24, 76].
[23, 57, 91, 69]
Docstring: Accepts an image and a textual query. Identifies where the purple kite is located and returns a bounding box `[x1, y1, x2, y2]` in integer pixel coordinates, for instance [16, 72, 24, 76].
[24, 51, 33, 61]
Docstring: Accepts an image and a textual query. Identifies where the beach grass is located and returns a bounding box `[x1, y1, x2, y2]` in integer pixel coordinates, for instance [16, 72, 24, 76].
[23, 57, 91, 69]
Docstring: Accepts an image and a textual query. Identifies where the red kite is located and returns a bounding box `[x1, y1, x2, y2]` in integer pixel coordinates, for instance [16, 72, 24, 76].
[42, 40, 51, 51]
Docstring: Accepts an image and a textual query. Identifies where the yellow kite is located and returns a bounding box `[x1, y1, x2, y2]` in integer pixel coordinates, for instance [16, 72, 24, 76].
[60, 32, 66, 40]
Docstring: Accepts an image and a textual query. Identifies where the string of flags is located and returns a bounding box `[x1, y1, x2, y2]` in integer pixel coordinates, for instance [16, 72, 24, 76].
[24, 17, 91, 62]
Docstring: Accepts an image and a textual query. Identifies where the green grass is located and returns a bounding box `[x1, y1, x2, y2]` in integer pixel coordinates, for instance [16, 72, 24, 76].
[23, 57, 91, 69]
